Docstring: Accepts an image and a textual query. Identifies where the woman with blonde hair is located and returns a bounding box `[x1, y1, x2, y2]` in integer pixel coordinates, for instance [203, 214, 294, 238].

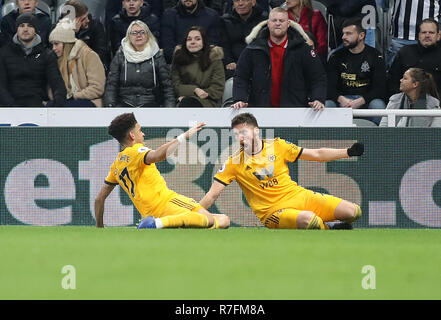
[284, 0, 327, 60]
[104, 20, 175, 107]
[48, 19, 106, 107]
[380, 68, 441, 127]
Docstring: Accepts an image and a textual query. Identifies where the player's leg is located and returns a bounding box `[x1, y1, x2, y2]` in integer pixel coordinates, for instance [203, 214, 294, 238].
[263, 209, 327, 230]
[138, 194, 229, 229]
[197, 207, 230, 229]
[334, 200, 362, 224]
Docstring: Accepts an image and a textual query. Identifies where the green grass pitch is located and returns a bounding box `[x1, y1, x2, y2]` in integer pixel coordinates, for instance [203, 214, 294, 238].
[0, 226, 440, 300]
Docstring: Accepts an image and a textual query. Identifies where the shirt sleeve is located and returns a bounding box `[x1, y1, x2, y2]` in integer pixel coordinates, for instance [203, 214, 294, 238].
[279, 138, 303, 162]
[133, 145, 152, 167]
[213, 158, 236, 186]
[105, 162, 118, 185]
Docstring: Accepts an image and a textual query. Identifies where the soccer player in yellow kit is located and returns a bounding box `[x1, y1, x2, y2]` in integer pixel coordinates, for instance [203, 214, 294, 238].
[200, 113, 363, 230]
[94, 112, 230, 229]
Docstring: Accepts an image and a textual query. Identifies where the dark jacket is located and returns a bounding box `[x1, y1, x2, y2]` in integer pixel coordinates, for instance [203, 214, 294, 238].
[327, 45, 387, 104]
[0, 8, 52, 47]
[160, 0, 221, 63]
[110, 5, 160, 55]
[104, 48, 175, 107]
[220, 5, 267, 78]
[388, 42, 441, 97]
[233, 21, 327, 107]
[0, 40, 67, 106]
[75, 15, 111, 69]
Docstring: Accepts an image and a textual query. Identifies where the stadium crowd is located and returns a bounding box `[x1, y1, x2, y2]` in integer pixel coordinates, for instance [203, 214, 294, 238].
[0, 0, 440, 126]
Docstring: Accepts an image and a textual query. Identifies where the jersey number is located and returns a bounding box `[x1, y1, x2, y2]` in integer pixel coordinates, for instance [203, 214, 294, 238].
[119, 167, 135, 197]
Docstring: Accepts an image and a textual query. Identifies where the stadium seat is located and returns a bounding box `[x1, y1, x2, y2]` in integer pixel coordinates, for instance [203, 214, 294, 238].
[37, 1, 52, 16]
[221, 77, 234, 108]
[311, 0, 328, 23]
[353, 119, 378, 127]
[56, 0, 107, 24]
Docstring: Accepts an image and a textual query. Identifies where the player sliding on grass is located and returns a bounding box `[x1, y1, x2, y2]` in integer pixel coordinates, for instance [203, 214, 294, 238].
[200, 112, 364, 230]
[94, 112, 230, 229]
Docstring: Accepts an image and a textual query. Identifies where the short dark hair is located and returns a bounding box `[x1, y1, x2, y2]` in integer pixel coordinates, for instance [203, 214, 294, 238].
[63, 0, 88, 18]
[342, 17, 366, 35]
[108, 113, 137, 144]
[231, 113, 259, 128]
[417, 18, 439, 34]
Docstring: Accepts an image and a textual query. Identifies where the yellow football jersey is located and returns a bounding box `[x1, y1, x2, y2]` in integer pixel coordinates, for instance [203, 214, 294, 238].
[105, 143, 176, 216]
[214, 138, 306, 222]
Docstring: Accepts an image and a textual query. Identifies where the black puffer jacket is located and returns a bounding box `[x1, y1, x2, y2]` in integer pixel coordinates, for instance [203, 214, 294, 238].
[220, 5, 268, 78]
[233, 21, 327, 107]
[104, 47, 175, 107]
[0, 40, 67, 106]
[110, 5, 160, 54]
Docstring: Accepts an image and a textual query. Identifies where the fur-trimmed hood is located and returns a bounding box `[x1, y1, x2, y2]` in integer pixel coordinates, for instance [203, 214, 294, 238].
[245, 19, 311, 45]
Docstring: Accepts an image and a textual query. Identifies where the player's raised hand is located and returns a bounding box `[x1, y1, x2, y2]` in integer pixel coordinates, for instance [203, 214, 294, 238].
[347, 142, 364, 157]
[184, 122, 206, 140]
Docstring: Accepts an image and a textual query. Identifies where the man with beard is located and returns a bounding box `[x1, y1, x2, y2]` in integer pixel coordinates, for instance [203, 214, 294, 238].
[388, 19, 441, 97]
[326, 17, 387, 125]
[160, 0, 221, 63]
[200, 112, 364, 230]
[0, 13, 66, 106]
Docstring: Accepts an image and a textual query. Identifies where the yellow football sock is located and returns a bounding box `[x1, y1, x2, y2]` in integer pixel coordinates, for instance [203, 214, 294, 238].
[343, 204, 362, 224]
[160, 211, 209, 228]
[208, 216, 219, 230]
[306, 215, 327, 230]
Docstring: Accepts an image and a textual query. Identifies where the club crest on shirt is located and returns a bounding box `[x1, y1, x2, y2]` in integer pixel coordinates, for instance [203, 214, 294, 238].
[268, 154, 276, 162]
[310, 49, 316, 58]
[361, 61, 370, 72]
[218, 163, 226, 173]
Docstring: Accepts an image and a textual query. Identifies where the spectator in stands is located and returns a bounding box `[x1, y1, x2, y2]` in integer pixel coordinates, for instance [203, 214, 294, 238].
[0, 13, 66, 106]
[0, 0, 52, 47]
[326, 0, 377, 50]
[224, 0, 270, 15]
[220, 0, 267, 79]
[326, 17, 386, 125]
[47, 19, 106, 107]
[171, 26, 225, 107]
[106, 0, 164, 30]
[109, 0, 160, 55]
[380, 68, 441, 127]
[285, 0, 327, 61]
[231, 8, 326, 109]
[386, 0, 440, 69]
[388, 19, 441, 98]
[104, 20, 175, 107]
[62, 0, 110, 70]
[160, 0, 221, 63]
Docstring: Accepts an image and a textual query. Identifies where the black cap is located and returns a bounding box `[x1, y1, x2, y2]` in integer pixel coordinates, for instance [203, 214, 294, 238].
[15, 13, 39, 31]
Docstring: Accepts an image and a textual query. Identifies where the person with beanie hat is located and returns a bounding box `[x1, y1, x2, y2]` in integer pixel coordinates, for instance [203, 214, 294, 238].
[0, 13, 67, 106]
[0, 0, 52, 48]
[47, 19, 106, 107]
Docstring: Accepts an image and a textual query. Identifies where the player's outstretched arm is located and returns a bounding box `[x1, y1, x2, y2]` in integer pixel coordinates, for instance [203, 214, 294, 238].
[200, 180, 226, 210]
[145, 122, 206, 164]
[94, 184, 116, 228]
[299, 143, 364, 162]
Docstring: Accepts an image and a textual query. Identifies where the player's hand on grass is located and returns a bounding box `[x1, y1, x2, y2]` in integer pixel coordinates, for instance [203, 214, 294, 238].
[347, 142, 364, 157]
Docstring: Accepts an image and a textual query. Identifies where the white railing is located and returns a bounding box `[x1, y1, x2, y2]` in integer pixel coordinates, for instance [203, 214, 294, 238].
[353, 109, 441, 127]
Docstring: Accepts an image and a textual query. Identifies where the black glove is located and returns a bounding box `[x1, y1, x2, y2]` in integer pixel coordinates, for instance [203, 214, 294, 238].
[347, 143, 364, 157]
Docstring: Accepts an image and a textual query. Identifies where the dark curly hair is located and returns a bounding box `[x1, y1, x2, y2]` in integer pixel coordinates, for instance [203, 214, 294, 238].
[108, 112, 137, 144]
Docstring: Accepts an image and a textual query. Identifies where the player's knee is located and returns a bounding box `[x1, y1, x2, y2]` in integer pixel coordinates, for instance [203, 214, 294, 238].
[297, 212, 315, 229]
[346, 204, 362, 223]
